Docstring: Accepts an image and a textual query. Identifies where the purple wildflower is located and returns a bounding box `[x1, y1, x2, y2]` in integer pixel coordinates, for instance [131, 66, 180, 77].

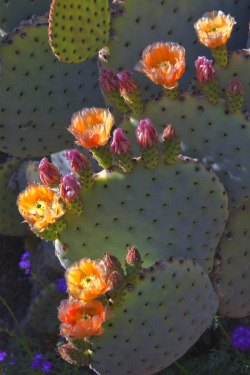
[56, 277, 67, 292]
[21, 251, 30, 260]
[41, 361, 52, 373]
[33, 354, 44, 360]
[231, 325, 250, 350]
[31, 359, 41, 369]
[0, 351, 7, 361]
[19, 259, 31, 269]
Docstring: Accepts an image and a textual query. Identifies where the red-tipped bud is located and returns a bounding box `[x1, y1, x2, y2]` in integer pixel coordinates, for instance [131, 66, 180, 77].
[162, 125, 179, 142]
[60, 173, 81, 203]
[107, 271, 125, 288]
[66, 149, 91, 174]
[126, 246, 142, 265]
[103, 252, 123, 273]
[195, 56, 216, 83]
[99, 69, 120, 93]
[117, 70, 138, 94]
[226, 77, 244, 96]
[110, 128, 131, 155]
[135, 118, 159, 148]
[39, 157, 61, 186]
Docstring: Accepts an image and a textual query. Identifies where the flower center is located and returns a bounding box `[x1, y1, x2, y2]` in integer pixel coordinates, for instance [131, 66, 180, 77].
[31, 200, 50, 217]
[211, 27, 216, 31]
[80, 275, 99, 289]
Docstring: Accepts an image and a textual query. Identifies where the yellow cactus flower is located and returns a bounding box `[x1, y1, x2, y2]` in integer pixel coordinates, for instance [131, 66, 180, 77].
[194, 11, 236, 48]
[68, 107, 115, 149]
[65, 258, 112, 301]
[17, 184, 65, 232]
[134, 41, 186, 89]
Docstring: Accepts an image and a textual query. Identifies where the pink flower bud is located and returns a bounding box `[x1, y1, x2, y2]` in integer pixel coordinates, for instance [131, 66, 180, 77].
[195, 56, 216, 83]
[39, 157, 61, 186]
[135, 118, 159, 148]
[107, 271, 124, 288]
[60, 173, 81, 203]
[110, 128, 131, 155]
[103, 252, 122, 271]
[226, 77, 244, 96]
[99, 69, 120, 93]
[162, 125, 179, 142]
[126, 246, 142, 265]
[117, 70, 138, 94]
[66, 149, 91, 174]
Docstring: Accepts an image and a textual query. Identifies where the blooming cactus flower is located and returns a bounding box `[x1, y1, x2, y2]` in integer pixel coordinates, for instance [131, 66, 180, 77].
[39, 157, 61, 187]
[134, 41, 186, 89]
[17, 184, 65, 232]
[195, 56, 216, 83]
[68, 107, 115, 149]
[58, 299, 107, 339]
[194, 11, 236, 48]
[60, 173, 81, 203]
[65, 258, 112, 301]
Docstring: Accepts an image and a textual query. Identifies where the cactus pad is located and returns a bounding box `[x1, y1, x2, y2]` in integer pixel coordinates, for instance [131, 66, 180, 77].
[100, 0, 249, 96]
[0, 158, 29, 236]
[48, 0, 110, 63]
[0, 16, 103, 157]
[120, 93, 250, 209]
[211, 200, 250, 318]
[55, 156, 228, 274]
[91, 258, 218, 375]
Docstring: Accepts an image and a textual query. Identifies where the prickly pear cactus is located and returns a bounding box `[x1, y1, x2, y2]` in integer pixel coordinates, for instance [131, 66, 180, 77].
[55, 156, 228, 274]
[91, 257, 218, 375]
[0, 15, 103, 157]
[211, 200, 250, 318]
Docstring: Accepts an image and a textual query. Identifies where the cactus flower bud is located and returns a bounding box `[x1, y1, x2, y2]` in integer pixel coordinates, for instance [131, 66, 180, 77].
[162, 125, 180, 165]
[107, 271, 125, 288]
[60, 174, 81, 203]
[162, 124, 179, 142]
[99, 69, 120, 93]
[103, 252, 123, 274]
[226, 77, 244, 97]
[136, 118, 159, 149]
[117, 70, 138, 95]
[126, 246, 142, 265]
[39, 157, 61, 187]
[195, 56, 216, 83]
[66, 149, 91, 174]
[110, 128, 131, 155]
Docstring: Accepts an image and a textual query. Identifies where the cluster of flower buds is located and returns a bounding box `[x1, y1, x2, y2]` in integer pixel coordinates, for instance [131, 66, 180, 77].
[99, 69, 143, 114]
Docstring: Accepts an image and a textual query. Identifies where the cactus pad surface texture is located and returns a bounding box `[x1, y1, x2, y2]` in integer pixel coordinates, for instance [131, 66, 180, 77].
[48, 0, 110, 63]
[100, 0, 249, 96]
[120, 94, 250, 210]
[55, 156, 228, 274]
[91, 258, 218, 375]
[211, 199, 250, 318]
[0, 16, 103, 157]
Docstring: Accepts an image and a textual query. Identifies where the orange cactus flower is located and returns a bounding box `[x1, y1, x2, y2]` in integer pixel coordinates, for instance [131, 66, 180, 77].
[65, 258, 112, 301]
[58, 299, 107, 339]
[68, 107, 115, 149]
[134, 41, 186, 89]
[17, 184, 65, 232]
[194, 11, 236, 48]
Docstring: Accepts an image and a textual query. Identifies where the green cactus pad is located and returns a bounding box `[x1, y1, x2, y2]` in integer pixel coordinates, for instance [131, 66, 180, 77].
[211, 200, 250, 318]
[0, 16, 103, 157]
[48, 0, 110, 63]
[120, 93, 250, 209]
[27, 282, 65, 334]
[55, 156, 228, 274]
[0, 158, 30, 236]
[0, 0, 51, 32]
[190, 50, 250, 112]
[91, 258, 218, 375]
[100, 0, 249, 97]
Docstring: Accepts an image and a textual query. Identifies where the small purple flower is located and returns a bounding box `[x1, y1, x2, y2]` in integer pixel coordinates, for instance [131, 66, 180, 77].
[25, 267, 32, 275]
[21, 251, 30, 260]
[231, 325, 250, 350]
[57, 277, 67, 292]
[0, 351, 7, 361]
[41, 361, 52, 373]
[33, 353, 44, 360]
[31, 359, 41, 369]
[19, 259, 31, 269]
